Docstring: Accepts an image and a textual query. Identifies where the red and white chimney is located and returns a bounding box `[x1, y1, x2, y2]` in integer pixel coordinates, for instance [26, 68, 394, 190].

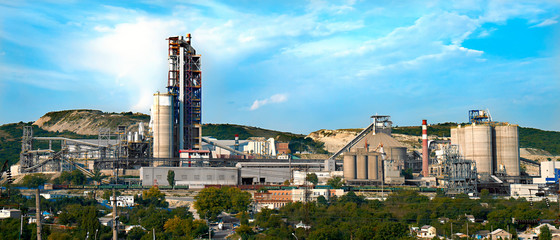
[422, 120, 429, 177]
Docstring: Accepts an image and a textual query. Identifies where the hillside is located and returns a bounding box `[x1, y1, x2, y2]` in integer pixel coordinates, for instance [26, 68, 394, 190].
[34, 109, 150, 135]
[0, 110, 328, 167]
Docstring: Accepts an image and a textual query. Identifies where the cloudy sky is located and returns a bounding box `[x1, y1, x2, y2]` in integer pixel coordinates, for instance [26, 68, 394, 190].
[1, 0, 559, 133]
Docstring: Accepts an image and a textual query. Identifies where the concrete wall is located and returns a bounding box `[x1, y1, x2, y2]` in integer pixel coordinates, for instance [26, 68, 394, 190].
[140, 167, 239, 186]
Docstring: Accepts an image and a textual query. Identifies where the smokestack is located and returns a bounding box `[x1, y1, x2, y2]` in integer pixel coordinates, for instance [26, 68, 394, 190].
[235, 134, 239, 151]
[422, 120, 429, 177]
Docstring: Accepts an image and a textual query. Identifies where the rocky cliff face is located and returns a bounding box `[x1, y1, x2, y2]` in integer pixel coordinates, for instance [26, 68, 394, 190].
[33, 109, 149, 135]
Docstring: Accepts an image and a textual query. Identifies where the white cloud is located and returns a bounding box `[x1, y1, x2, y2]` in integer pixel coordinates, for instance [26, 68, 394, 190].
[49, 2, 365, 113]
[250, 93, 288, 111]
[532, 18, 558, 27]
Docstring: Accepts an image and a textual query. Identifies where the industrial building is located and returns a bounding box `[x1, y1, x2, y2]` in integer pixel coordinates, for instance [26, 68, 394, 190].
[141, 167, 239, 187]
[450, 110, 520, 181]
[337, 115, 406, 185]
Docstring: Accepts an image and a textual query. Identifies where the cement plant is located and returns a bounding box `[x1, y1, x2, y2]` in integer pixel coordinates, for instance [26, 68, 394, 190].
[2, 34, 560, 240]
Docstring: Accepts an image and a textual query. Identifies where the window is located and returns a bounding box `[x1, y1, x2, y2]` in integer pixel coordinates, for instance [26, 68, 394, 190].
[155, 175, 162, 179]
[219, 175, 225, 180]
[194, 175, 200, 180]
[207, 175, 213, 180]
[182, 175, 188, 180]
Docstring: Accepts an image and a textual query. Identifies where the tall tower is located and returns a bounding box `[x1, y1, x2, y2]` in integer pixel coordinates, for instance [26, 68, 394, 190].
[422, 120, 429, 177]
[167, 34, 202, 155]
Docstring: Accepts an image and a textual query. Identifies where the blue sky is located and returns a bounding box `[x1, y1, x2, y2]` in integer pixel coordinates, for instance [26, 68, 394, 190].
[1, 0, 559, 134]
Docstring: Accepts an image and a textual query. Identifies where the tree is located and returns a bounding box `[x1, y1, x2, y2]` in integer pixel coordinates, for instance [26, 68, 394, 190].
[89, 168, 108, 185]
[141, 186, 167, 208]
[126, 227, 145, 240]
[194, 187, 251, 220]
[234, 224, 255, 240]
[167, 170, 175, 189]
[102, 189, 120, 201]
[164, 215, 188, 237]
[21, 173, 48, 188]
[540, 225, 552, 240]
[306, 173, 319, 185]
[327, 176, 344, 189]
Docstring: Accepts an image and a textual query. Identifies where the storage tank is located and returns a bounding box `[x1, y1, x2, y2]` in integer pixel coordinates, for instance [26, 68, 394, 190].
[450, 127, 458, 150]
[356, 155, 367, 179]
[451, 126, 467, 156]
[343, 154, 356, 180]
[152, 93, 173, 161]
[494, 125, 520, 177]
[367, 154, 379, 181]
[464, 124, 493, 176]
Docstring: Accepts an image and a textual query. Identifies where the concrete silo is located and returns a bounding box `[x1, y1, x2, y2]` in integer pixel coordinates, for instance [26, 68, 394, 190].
[463, 124, 493, 178]
[494, 125, 520, 177]
[343, 153, 357, 180]
[367, 154, 381, 181]
[152, 93, 174, 161]
[356, 154, 368, 180]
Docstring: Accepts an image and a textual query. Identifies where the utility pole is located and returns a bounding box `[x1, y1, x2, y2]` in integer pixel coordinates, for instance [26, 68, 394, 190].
[112, 188, 117, 240]
[19, 212, 23, 240]
[36, 188, 42, 240]
[450, 222, 453, 239]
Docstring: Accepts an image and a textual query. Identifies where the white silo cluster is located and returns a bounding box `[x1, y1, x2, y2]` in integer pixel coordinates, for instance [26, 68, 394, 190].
[451, 123, 520, 180]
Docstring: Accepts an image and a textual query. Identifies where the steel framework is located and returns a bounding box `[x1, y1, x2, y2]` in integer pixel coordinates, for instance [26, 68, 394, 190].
[443, 144, 478, 196]
[167, 34, 202, 156]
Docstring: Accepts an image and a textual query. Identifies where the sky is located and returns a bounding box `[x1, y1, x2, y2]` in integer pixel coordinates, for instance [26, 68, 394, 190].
[0, 0, 559, 134]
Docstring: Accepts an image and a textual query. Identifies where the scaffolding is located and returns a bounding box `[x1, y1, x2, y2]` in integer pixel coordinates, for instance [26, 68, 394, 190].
[443, 144, 478, 196]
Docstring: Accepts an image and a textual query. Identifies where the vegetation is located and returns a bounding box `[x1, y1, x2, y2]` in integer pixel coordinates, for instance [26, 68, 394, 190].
[167, 170, 175, 189]
[327, 176, 344, 189]
[194, 186, 252, 220]
[540, 225, 552, 240]
[519, 127, 560, 156]
[20, 173, 49, 188]
[53, 170, 86, 185]
[138, 186, 168, 208]
[306, 173, 319, 185]
[248, 190, 560, 240]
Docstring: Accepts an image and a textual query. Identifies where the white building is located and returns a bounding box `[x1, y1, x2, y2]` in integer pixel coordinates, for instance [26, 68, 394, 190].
[293, 171, 343, 185]
[0, 209, 21, 219]
[201, 137, 277, 158]
[291, 189, 345, 202]
[511, 161, 560, 201]
[417, 225, 436, 239]
[534, 161, 560, 184]
[110, 196, 135, 207]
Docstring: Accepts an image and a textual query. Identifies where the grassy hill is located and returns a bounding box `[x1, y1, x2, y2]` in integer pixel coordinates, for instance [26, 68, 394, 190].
[393, 123, 560, 155]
